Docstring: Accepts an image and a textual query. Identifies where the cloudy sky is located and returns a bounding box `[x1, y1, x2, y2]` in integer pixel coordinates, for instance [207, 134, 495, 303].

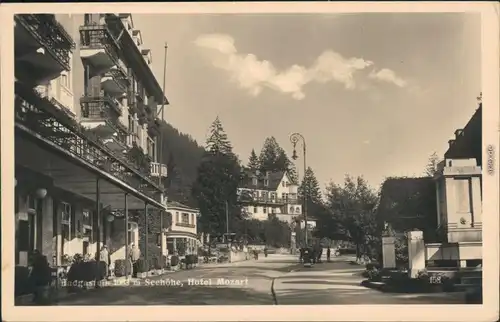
[133, 13, 481, 190]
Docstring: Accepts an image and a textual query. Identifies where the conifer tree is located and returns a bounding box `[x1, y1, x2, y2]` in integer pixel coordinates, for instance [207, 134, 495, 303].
[298, 167, 323, 205]
[206, 116, 233, 155]
[258, 137, 297, 181]
[192, 117, 244, 235]
[247, 149, 260, 172]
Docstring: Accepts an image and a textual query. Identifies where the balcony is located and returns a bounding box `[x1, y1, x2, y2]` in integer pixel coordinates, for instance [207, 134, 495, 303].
[79, 24, 122, 75]
[80, 95, 127, 139]
[14, 81, 163, 198]
[238, 194, 300, 205]
[101, 65, 129, 96]
[150, 162, 168, 178]
[14, 14, 75, 84]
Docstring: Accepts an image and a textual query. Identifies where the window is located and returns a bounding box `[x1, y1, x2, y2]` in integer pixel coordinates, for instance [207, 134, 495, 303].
[128, 115, 134, 132]
[290, 206, 295, 214]
[147, 137, 156, 161]
[253, 207, 258, 213]
[191, 213, 195, 225]
[282, 182, 285, 187]
[61, 202, 71, 224]
[252, 178, 258, 185]
[21, 195, 38, 258]
[263, 207, 267, 214]
[182, 213, 189, 225]
[295, 207, 300, 213]
[61, 202, 71, 257]
[264, 179, 269, 186]
[82, 209, 92, 227]
[271, 208, 276, 214]
[176, 212, 180, 223]
[59, 71, 71, 89]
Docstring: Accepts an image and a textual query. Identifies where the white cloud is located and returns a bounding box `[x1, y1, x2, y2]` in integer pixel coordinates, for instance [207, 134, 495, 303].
[194, 33, 407, 100]
[368, 68, 407, 88]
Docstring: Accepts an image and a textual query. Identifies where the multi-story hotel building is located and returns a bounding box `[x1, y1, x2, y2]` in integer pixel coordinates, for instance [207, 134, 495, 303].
[237, 170, 303, 224]
[14, 13, 169, 285]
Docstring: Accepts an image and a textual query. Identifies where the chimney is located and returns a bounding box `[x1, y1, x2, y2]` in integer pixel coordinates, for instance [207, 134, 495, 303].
[454, 129, 463, 139]
[448, 139, 455, 148]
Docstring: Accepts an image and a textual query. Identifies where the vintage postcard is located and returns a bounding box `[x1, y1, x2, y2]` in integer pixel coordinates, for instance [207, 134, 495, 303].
[1, 2, 498, 321]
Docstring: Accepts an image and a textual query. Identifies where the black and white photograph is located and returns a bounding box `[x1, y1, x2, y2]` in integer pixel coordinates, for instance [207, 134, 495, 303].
[1, 2, 499, 322]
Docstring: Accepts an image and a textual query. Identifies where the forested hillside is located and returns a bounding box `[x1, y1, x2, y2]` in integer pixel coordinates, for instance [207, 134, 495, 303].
[158, 121, 205, 207]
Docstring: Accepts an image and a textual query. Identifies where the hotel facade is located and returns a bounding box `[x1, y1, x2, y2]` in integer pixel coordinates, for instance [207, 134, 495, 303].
[14, 13, 170, 284]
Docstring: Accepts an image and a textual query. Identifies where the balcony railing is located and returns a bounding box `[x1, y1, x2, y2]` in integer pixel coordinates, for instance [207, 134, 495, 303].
[15, 14, 75, 71]
[79, 24, 124, 73]
[14, 81, 163, 197]
[80, 94, 122, 116]
[80, 96, 128, 138]
[238, 195, 300, 205]
[175, 222, 196, 229]
[104, 67, 128, 92]
[150, 162, 167, 178]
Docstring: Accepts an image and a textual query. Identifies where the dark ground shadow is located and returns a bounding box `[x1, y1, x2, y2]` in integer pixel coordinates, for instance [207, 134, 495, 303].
[280, 280, 361, 287]
[275, 287, 467, 305]
[53, 284, 274, 306]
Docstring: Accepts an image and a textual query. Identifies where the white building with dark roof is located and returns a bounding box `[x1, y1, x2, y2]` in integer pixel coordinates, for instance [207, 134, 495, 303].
[237, 170, 302, 223]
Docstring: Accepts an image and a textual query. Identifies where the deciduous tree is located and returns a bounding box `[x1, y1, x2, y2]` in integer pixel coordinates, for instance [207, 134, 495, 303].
[324, 175, 379, 261]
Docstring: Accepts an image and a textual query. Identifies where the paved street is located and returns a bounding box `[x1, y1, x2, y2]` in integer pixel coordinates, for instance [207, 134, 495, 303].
[53, 254, 466, 305]
[55, 254, 301, 305]
[274, 258, 467, 305]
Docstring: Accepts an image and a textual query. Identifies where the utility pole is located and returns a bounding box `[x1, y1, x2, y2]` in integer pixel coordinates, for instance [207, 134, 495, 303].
[225, 201, 229, 244]
[290, 132, 308, 246]
[157, 42, 168, 187]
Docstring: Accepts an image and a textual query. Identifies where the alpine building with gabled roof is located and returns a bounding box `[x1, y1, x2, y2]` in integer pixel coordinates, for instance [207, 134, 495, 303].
[237, 169, 302, 223]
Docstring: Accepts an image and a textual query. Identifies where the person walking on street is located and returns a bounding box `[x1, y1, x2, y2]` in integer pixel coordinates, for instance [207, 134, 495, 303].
[326, 247, 331, 262]
[129, 243, 141, 278]
[97, 245, 110, 279]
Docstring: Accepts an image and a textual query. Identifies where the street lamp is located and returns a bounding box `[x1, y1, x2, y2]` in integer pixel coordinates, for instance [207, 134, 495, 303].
[289, 132, 308, 246]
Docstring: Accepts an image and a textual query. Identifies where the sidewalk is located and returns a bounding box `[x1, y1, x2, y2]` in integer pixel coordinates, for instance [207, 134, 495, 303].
[50, 255, 293, 305]
[15, 258, 259, 306]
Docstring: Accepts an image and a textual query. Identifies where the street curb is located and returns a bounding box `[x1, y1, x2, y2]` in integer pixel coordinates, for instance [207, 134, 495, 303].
[360, 279, 464, 294]
[271, 278, 278, 305]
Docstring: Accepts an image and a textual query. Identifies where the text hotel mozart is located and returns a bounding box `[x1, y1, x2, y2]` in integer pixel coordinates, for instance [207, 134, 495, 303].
[143, 278, 249, 287]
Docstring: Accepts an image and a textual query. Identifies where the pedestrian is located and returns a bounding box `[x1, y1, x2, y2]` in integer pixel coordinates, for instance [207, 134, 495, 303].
[129, 243, 141, 278]
[96, 245, 110, 279]
[317, 245, 323, 263]
[327, 247, 331, 262]
[29, 250, 52, 305]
